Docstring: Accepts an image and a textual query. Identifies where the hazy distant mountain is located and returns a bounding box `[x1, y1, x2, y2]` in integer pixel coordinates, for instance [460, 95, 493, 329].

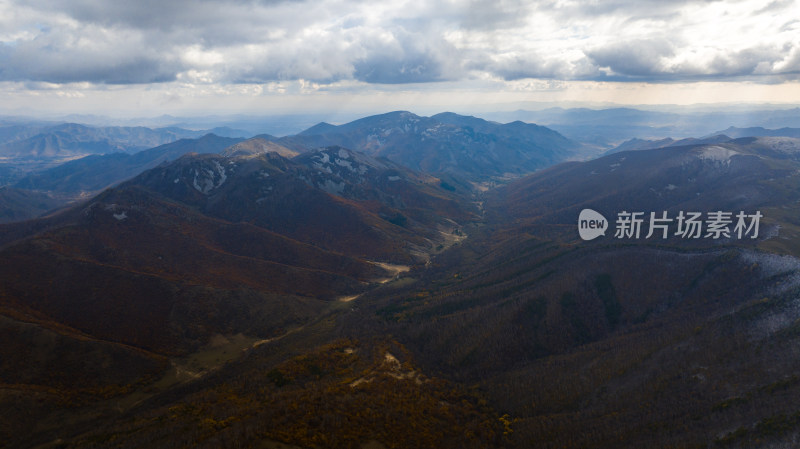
[485, 106, 800, 150]
[711, 126, 800, 139]
[165, 114, 347, 137]
[298, 121, 339, 135]
[0, 122, 52, 144]
[0, 123, 126, 159]
[492, 107, 680, 126]
[1, 112, 579, 192]
[604, 134, 732, 155]
[0, 123, 167, 159]
[14, 134, 243, 196]
[484, 107, 683, 148]
[7, 108, 578, 216]
[279, 111, 580, 182]
[0, 122, 252, 165]
[2, 135, 242, 225]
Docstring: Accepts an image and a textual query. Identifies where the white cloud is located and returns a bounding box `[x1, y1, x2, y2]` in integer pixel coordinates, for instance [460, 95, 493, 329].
[0, 0, 796, 85]
[0, 0, 799, 114]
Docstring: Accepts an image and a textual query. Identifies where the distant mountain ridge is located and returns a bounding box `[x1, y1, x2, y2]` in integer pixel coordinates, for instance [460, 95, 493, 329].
[605, 134, 733, 155]
[0, 122, 252, 167]
[2, 111, 579, 200]
[710, 126, 800, 139]
[483, 106, 800, 149]
[7, 120, 800, 448]
[605, 127, 800, 155]
[5, 111, 796, 227]
[14, 134, 244, 196]
[277, 111, 580, 182]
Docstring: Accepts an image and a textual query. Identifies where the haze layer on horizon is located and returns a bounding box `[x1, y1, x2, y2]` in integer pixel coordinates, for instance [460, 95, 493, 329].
[1, 0, 798, 118]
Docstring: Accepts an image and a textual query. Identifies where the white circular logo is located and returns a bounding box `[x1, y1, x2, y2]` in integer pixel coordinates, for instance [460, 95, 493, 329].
[578, 209, 608, 241]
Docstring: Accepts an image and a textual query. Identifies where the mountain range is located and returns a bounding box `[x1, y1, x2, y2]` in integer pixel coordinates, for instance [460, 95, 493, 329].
[604, 133, 733, 155]
[277, 111, 581, 182]
[483, 106, 800, 149]
[0, 135, 244, 223]
[0, 122, 249, 161]
[3, 112, 800, 448]
[0, 140, 476, 446]
[0, 111, 580, 223]
[711, 126, 800, 139]
[13, 134, 244, 198]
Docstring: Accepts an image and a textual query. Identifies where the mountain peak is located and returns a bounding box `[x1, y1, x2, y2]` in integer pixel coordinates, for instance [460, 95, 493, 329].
[221, 137, 299, 158]
[273, 111, 577, 182]
[299, 122, 338, 136]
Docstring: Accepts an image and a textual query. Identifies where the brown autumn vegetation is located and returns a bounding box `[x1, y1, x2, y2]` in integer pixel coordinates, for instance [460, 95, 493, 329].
[65, 339, 506, 449]
[5, 140, 800, 448]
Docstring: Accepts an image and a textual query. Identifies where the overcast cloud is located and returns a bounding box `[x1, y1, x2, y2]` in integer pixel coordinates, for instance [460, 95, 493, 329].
[2, 0, 798, 85]
[0, 0, 798, 114]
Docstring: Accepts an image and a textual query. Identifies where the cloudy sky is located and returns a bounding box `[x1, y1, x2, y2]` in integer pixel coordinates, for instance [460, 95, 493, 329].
[0, 0, 798, 117]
